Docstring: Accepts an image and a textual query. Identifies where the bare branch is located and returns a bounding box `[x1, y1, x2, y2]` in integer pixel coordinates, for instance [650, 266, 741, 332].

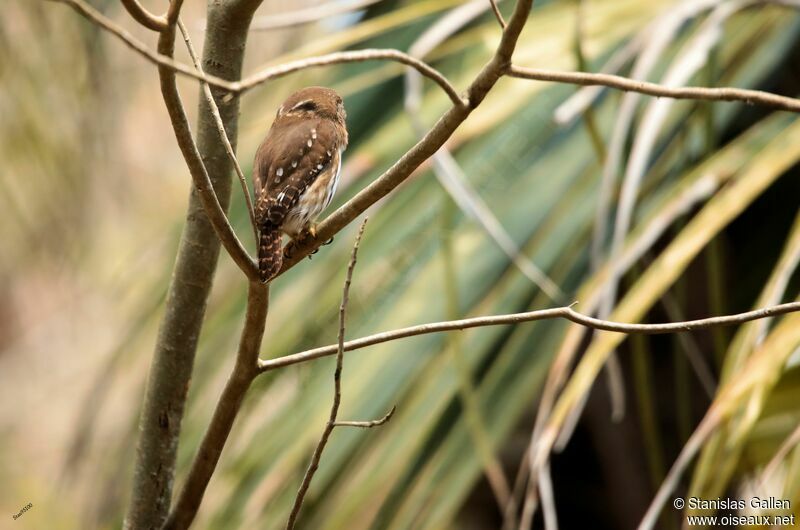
[489, 0, 507, 28]
[259, 302, 800, 372]
[46, 1, 464, 107]
[164, 0, 184, 25]
[162, 282, 269, 530]
[508, 65, 800, 113]
[286, 219, 383, 530]
[178, 19, 259, 245]
[155, 21, 258, 280]
[238, 49, 465, 106]
[333, 405, 396, 428]
[120, 0, 167, 31]
[51, 0, 800, 118]
[250, 0, 385, 30]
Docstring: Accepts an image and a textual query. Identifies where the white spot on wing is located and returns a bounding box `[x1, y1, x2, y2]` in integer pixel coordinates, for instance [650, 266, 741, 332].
[292, 160, 298, 168]
[317, 163, 323, 170]
[307, 139, 313, 147]
[276, 168, 283, 177]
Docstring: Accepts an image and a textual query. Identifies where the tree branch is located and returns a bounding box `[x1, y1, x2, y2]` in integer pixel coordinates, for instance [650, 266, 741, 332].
[238, 49, 465, 105]
[333, 406, 396, 428]
[46, 0, 465, 106]
[259, 302, 800, 372]
[51, 0, 800, 116]
[508, 65, 800, 113]
[285, 219, 392, 530]
[154, 20, 258, 280]
[162, 282, 269, 530]
[124, 0, 262, 527]
[489, 0, 507, 28]
[178, 19, 259, 245]
[120, 0, 167, 31]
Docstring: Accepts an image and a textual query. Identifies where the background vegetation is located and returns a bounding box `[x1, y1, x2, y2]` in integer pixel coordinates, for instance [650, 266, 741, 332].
[1, 0, 799, 528]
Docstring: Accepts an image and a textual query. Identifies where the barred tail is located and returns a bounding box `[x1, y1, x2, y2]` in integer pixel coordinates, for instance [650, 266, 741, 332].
[258, 224, 283, 283]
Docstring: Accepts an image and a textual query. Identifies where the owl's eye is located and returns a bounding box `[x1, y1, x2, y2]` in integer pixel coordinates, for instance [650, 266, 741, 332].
[291, 100, 317, 112]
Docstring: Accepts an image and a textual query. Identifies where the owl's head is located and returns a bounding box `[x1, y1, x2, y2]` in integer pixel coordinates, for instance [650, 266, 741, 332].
[277, 86, 346, 124]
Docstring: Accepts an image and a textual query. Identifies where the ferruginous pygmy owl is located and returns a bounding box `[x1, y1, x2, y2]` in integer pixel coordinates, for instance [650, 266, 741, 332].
[253, 86, 348, 282]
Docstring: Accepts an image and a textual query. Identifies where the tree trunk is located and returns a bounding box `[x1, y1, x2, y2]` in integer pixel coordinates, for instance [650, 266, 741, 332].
[124, 1, 262, 528]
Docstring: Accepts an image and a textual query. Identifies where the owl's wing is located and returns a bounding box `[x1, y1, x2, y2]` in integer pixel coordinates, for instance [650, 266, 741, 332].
[254, 119, 338, 227]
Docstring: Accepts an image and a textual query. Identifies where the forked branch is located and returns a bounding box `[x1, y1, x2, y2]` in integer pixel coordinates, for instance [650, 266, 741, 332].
[285, 219, 395, 530]
[177, 19, 259, 244]
[120, 0, 167, 31]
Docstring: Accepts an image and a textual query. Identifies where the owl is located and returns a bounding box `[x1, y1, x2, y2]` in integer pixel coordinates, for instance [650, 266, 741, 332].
[253, 86, 348, 282]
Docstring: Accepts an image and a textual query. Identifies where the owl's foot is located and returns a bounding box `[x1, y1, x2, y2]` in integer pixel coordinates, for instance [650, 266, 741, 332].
[322, 236, 334, 246]
[296, 225, 318, 245]
[286, 225, 325, 260]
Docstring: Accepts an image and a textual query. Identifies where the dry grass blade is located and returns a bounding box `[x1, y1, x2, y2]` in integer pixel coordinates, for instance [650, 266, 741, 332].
[532, 116, 800, 511]
[404, 0, 564, 303]
[640, 313, 800, 529]
[251, 0, 386, 30]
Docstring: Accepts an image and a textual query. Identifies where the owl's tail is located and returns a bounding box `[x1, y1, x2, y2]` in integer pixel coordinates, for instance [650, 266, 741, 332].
[258, 224, 282, 283]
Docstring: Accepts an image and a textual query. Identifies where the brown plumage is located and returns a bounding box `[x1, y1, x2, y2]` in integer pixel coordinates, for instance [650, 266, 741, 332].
[253, 87, 349, 282]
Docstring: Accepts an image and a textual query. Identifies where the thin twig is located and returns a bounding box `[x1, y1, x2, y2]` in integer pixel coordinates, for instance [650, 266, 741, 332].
[47, 0, 466, 106]
[507, 65, 800, 113]
[238, 49, 465, 106]
[177, 19, 259, 245]
[333, 406, 396, 427]
[120, 0, 167, 31]
[259, 301, 800, 372]
[286, 219, 392, 530]
[489, 0, 507, 28]
[155, 15, 258, 280]
[250, 0, 385, 30]
[51, 0, 800, 116]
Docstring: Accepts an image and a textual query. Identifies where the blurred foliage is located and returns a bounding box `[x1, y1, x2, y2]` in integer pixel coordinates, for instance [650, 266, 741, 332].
[1, 1, 799, 529]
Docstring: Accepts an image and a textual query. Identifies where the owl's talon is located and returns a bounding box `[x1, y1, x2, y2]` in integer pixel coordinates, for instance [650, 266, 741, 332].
[296, 226, 317, 245]
[283, 244, 295, 259]
[322, 236, 334, 246]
